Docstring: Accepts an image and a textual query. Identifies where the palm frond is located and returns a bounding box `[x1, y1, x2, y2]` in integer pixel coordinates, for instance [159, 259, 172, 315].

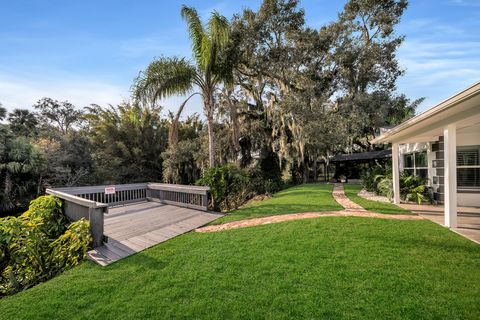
[181, 5, 205, 67]
[208, 11, 230, 49]
[133, 56, 197, 104]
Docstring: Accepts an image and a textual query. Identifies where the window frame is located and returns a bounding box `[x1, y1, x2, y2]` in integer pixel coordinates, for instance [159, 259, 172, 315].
[403, 150, 428, 179]
[457, 145, 480, 191]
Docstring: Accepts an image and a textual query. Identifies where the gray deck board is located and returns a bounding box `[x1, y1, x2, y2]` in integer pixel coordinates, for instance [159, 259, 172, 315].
[87, 202, 222, 266]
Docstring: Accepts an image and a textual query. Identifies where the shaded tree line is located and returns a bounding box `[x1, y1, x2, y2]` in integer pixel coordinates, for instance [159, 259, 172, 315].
[0, 99, 181, 215]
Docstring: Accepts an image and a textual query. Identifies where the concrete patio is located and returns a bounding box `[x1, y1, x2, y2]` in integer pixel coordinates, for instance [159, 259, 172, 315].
[399, 203, 480, 244]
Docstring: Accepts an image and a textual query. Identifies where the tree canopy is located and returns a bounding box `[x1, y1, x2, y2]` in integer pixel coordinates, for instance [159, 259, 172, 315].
[0, 0, 418, 215]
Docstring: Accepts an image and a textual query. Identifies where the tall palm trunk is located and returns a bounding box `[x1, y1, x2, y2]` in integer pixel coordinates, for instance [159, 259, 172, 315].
[206, 115, 216, 167]
[205, 93, 216, 167]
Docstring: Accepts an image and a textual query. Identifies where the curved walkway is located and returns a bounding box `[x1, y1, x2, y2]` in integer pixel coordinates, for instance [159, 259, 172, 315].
[332, 183, 366, 211]
[195, 184, 422, 233]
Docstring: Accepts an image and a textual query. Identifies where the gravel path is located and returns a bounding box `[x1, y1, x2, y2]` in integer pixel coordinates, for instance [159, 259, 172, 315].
[357, 188, 391, 203]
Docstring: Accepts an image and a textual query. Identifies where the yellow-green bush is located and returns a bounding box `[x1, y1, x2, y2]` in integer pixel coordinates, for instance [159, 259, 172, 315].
[0, 195, 92, 297]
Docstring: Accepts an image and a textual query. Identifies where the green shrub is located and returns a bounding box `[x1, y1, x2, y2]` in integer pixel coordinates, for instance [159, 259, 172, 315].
[196, 165, 251, 212]
[373, 172, 432, 204]
[264, 178, 284, 194]
[51, 219, 91, 269]
[0, 195, 92, 297]
[21, 195, 67, 238]
[400, 174, 432, 204]
[360, 164, 391, 192]
[247, 166, 284, 195]
[376, 175, 393, 199]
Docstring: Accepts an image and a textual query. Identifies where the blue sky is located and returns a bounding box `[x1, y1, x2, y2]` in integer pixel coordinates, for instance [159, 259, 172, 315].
[1, 0, 479, 117]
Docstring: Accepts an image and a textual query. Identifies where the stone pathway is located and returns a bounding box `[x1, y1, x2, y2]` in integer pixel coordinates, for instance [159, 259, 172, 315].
[195, 184, 422, 233]
[332, 184, 366, 211]
[196, 210, 423, 233]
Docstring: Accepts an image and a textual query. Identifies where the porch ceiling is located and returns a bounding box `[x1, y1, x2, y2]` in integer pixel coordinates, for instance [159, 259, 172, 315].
[372, 81, 480, 144]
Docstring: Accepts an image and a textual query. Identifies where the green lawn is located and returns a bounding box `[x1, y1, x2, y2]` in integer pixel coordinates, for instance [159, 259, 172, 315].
[2, 184, 479, 319]
[1, 217, 479, 319]
[212, 183, 343, 224]
[343, 184, 412, 215]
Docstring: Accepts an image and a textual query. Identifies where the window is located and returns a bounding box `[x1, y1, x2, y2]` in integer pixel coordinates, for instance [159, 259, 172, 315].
[403, 151, 428, 179]
[457, 146, 480, 189]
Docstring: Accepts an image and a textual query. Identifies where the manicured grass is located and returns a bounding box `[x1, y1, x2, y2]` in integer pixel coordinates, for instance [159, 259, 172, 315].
[343, 184, 412, 215]
[1, 217, 479, 319]
[213, 183, 343, 224]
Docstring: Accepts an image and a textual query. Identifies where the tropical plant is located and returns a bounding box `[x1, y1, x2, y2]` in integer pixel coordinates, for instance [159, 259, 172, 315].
[375, 174, 394, 200]
[361, 164, 391, 192]
[0, 195, 91, 297]
[373, 171, 432, 204]
[50, 219, 91, 269]
[85, 103, 168, 183]
[134, 5, 233, 167]
[0, 129, 45, 215]
[400, 174, 430, 204]
[196, 164, 251, 211]
[7, 109, 39, 137]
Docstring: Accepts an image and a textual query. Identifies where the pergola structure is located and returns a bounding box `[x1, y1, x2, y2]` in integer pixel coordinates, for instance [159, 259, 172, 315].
[372, 81, 480, 228]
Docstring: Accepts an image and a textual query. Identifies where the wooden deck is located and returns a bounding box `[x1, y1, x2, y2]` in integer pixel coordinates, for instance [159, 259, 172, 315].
[87, 201, 222, 266]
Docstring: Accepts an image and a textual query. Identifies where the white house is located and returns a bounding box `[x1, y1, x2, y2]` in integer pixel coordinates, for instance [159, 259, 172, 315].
[372, 81, 480, 228]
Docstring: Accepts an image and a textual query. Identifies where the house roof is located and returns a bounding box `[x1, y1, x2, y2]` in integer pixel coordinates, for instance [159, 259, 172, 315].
[372, 81, 480, 144]
[329, 149, 392, 162]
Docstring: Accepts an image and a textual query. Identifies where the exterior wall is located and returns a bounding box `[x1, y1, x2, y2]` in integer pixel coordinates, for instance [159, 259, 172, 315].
[431, 137, 444, 204]
[400, 129, 480, 207]
[456, 125, 480, 206]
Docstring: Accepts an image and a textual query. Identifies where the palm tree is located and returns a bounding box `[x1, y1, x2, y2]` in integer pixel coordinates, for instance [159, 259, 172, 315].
[134, 6, 232, 167]
[7, 109, 39, 137]
[0, 135, 44, 213]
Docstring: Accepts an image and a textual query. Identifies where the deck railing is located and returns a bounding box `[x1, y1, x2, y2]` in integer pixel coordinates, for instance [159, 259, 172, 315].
[147, 183, 209, 211]
[49, 183, 149, 206]
[46, 182, 210, 247]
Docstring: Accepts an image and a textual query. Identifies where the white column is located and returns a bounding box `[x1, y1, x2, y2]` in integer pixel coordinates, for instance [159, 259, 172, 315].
[444, 124, 457, 228]
[392, 143, 401, 204]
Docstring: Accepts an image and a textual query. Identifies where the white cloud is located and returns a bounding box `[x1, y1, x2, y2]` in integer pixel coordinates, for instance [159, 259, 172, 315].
[0, 73, 128, 111]
[449, 0, 480, 7]
[0, 71, 205, 119]
[400, 18, 464, 36]
[398, 40, 480, 85]
[396, 16, 480, 112]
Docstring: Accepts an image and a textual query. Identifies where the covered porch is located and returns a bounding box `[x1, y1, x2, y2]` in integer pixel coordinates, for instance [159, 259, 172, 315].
[399, 203, 480, 244]
[373, 81, 480, 230]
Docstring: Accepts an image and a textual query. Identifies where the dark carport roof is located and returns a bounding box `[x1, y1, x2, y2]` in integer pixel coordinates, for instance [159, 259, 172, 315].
[330, 149, 392, 162]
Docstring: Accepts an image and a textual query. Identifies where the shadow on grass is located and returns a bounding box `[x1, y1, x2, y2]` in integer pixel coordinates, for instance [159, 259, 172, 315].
[343, 184, 412, 215]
